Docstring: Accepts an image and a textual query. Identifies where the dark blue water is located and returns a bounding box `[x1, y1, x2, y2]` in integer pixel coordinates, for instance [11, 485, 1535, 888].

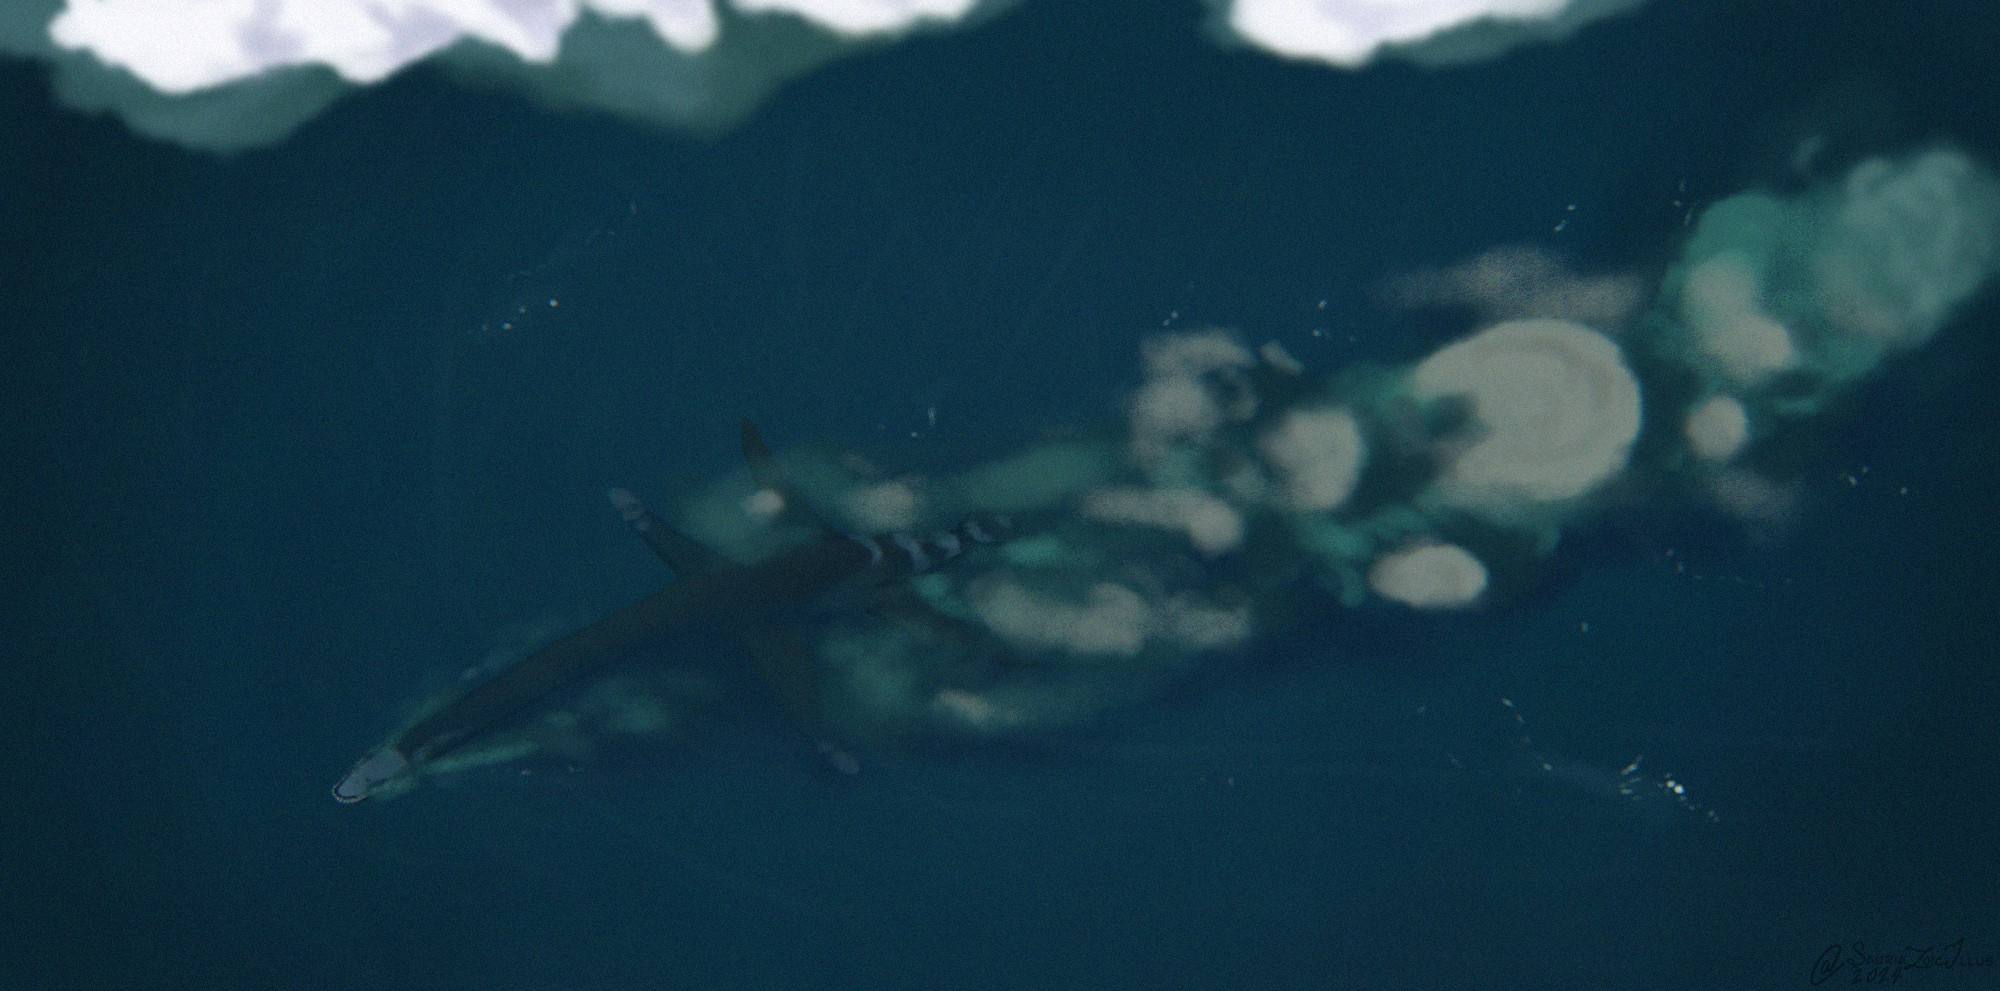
[4, 2, 1997, 989]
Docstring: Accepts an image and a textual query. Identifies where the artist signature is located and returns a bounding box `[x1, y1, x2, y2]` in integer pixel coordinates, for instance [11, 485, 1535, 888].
[1811, 938, 1995, 985]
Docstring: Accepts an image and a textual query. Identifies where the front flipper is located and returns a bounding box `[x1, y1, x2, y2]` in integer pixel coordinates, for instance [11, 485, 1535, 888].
[609, 488, 722, 575]
[611, 486, 858, 774]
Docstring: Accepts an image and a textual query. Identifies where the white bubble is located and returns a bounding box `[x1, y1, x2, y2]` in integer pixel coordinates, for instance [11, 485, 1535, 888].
[1129, 331, 1260, 464]
[929, 687, 1025, 733]
[1684, 395, 1749, 461]
[1368, 543, 1488, 609]
[1814, 149, 2000, 348]
[1257, 406, 1366, 511]
[1679, 258, 1797, 383]
[741, 487, 786, 522]
[1141, 330, 1255, 380]
[970, 580, 1152, 658]
[1410, 319, 1641, 506]
[1386, 244, 1643, 327]
[843, 480, 922, 532]
[1258, 340, 1304, 375]
[1080, 487, 1245, 557]
[1160, 597, 1251, 649]
[1130, 376, 1225, 459]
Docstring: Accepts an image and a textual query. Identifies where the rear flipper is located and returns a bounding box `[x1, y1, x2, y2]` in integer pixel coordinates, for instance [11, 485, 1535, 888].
[614, 485, 859, 775]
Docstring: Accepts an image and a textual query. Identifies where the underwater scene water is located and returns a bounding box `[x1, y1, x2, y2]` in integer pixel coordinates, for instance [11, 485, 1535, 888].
[3, 1, 1998, 988]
